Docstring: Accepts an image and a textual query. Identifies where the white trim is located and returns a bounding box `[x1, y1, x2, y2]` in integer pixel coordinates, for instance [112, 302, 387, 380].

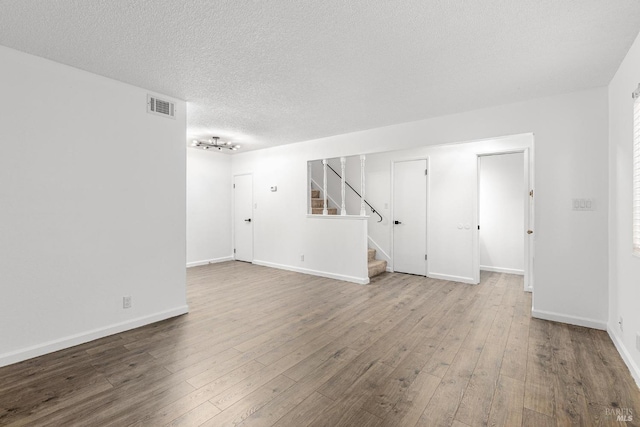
[306, 214, 368, 220]
[187, 256, 234, 268]
[0, 305, 189, 368]
[607, 325, 640, 389]
[367, 235, 391, 263]
[479, 265, 524, 275]
[531, 309, 606, 330]
[253, 259, 370, 285]
[427, 272, 476, 285]
[633, 96, 640, 255]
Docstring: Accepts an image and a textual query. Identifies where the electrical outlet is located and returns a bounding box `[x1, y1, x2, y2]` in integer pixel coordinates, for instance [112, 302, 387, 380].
[300, 254, 304, 262]
[123, 296, 132, 309]
[619, 316, 624, 332]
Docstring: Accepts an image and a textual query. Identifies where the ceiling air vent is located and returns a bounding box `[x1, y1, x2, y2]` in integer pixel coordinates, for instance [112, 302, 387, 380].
[147, 95, 175, 119]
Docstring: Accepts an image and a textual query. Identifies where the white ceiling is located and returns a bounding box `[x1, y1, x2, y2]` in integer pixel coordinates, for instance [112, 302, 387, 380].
[1, 1, 639, 152]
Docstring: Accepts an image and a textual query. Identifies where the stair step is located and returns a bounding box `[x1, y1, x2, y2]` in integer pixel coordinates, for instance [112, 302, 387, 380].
[368, 259, 387, 278]
[311, 189, 320, 199]
[311, 207, 338, 215]
[368, 248, 376, 262]
[311, 198, 325, 208]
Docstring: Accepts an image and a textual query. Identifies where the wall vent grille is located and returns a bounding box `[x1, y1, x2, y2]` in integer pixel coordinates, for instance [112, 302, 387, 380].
[147, 95, 175, 119]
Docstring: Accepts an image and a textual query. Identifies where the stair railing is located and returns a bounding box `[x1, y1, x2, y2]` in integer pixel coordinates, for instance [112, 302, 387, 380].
[325, 161, 383, 223]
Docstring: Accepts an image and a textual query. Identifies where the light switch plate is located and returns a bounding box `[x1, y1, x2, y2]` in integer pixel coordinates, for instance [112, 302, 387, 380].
[572, 198, 595, 211]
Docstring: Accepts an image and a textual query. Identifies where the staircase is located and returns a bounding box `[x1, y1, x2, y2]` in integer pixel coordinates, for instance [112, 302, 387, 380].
[310, 189, 337, 215]
[368, 248, 387, 278]
[311, 188, 386, 280]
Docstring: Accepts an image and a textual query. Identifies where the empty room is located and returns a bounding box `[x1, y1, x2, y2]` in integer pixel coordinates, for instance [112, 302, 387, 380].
[2, 1, 640, 426]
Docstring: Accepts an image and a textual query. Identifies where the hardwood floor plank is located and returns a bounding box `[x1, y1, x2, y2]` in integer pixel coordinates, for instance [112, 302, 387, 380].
[2, 380, 113, 427]
[415, 346, 483, 427]
[130, 360, 265, 426]
[42, 376, 195, 427]
[281, 330, 370, 382]
[455, 287, 513, 426]
[486, 374, 525, 427]
[361, 350, 433, 418]
[380, 370, 441, 427]
[589, 328, 640, 413]
[547, 322, 591, 426]
[334, 409, 383, 427]
[201, 375, 295, 427]
[378, 281, 467, 369]
[180, 350, 260, 389]
[210, 331, 339, 411]
[271, 392, 334, 427]
[523, 318, 556, 418]
[522, 407, 555, 427]
[500, 312, 530, 381]
[311, 362, 394, 426]
[0, 263, 638, 426]
[235, 347, 359, 426]
[166, 401, 220, 426]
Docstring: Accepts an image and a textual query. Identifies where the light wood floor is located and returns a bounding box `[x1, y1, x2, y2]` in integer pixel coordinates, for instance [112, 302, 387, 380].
[1, 262, 639, 426]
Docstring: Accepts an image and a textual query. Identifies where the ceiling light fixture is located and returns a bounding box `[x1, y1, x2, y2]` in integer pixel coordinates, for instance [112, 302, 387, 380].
[191, 136, 240, 151]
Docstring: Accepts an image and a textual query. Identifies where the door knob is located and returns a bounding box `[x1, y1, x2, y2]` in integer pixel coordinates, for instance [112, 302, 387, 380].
[245, 218, 252, 222]
[394, 220, 402, 225]
[527, 229, 533, 234]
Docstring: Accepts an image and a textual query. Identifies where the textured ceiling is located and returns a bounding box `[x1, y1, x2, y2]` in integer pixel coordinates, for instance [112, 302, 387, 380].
[1, 1, 639, 151]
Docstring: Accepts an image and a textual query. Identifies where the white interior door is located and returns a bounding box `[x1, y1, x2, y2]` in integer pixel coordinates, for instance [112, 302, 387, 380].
[393, 159, 427, 275]
[234, 174, 253, 262]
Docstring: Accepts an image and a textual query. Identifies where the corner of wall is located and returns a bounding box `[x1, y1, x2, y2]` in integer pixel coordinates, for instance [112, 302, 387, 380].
[607, 323, 640, 389]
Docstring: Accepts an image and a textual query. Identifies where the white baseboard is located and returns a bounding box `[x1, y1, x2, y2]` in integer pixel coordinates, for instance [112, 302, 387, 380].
[480, 265, 524, 275]
[0, 305, 189, 368]
[531, 308, 607, 330]
[427, 272, 477, 285]
[607, 325, 640, 389]
[187, 256, 233, 268]
[253, 260, 369, 285]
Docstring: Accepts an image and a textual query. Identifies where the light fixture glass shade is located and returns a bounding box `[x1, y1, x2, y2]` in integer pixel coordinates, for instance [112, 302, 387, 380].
[191, 136, 240, 151]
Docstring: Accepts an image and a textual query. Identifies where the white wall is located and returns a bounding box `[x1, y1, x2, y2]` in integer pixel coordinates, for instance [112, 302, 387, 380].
[608, 30, 640, 385]
[0, 46, 188, 367]
[232, 149, 369, 284]
[479, 153, 525, 274]
[187, 148, 233, 266]
[364, 135, 530, 284]
[233, 86, 608, 328]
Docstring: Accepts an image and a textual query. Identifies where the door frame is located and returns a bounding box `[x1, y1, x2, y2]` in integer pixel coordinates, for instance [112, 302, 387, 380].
[233, 173, 254, 263]
[475, 147, 534, 292]
[390, 157, 430, 275]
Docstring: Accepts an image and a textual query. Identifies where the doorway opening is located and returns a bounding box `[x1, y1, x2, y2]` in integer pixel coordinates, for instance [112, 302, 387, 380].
[476, 149, 533, 291]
